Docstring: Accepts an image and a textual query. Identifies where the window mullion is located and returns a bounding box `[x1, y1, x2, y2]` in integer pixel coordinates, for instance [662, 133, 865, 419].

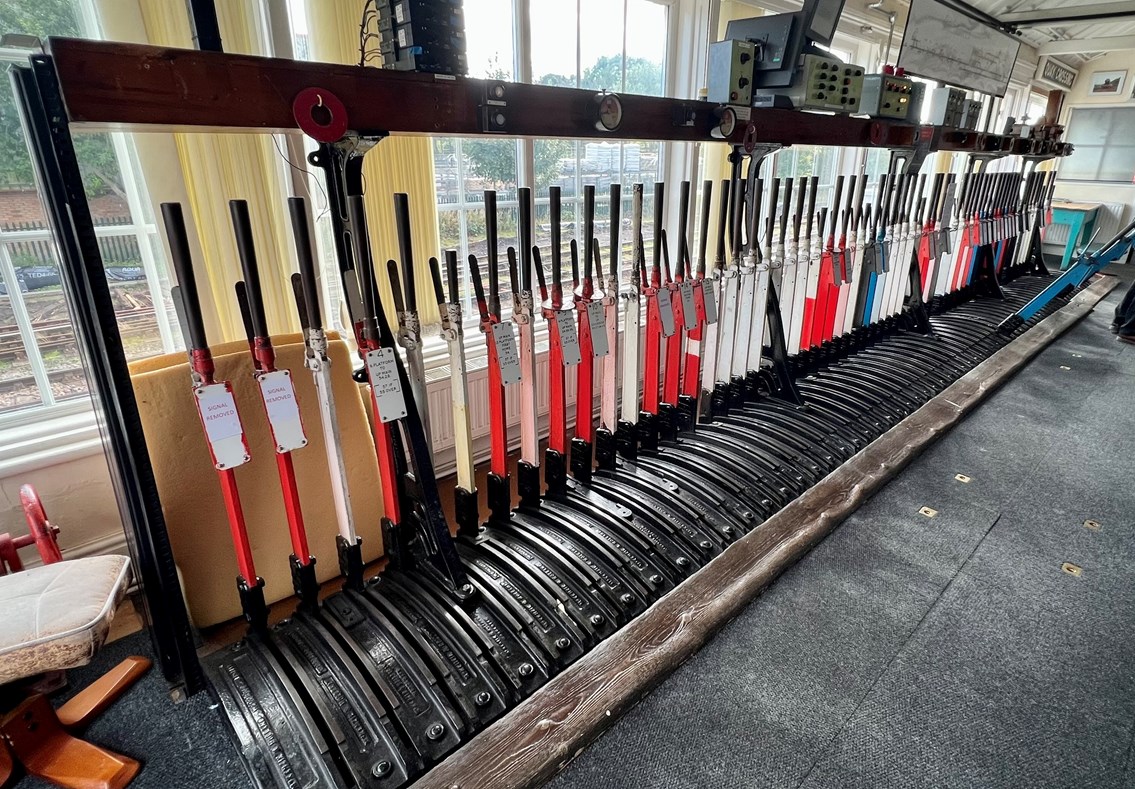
[0, 243, 55, 406]
[515, 0, 532, 84]
[453, 140, 474, 316]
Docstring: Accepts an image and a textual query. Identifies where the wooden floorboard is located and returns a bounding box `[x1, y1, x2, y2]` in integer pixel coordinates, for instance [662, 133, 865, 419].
[415, 274, 1119, 789]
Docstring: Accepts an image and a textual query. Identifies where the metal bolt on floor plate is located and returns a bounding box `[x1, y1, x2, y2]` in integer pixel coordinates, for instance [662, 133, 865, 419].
[1084, 519, 1101, 532]
[955, 473, 972, 483]
[919, 506, 938, 518]
[1061, 562, 1083, 577]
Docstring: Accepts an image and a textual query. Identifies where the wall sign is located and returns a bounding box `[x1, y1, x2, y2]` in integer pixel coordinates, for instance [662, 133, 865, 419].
[1035, 57, 1077, 91]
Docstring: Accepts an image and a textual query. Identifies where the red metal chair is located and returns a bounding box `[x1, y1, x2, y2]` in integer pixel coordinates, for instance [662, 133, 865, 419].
[0, 484, 150, 789]
[0, 485, 64, 576]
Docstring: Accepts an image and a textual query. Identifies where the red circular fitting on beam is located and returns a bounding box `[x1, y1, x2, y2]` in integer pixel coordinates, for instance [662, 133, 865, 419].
[869, 122, 887, 147]
[293, 88, 348, 142]
[742, 122, 759, 153]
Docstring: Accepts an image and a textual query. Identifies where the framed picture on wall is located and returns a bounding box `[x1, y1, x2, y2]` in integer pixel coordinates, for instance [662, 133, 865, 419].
[1090, 70, 1126, 95]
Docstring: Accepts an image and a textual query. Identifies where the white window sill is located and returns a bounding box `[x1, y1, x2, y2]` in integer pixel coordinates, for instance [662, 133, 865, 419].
[0, 400, 103, 479]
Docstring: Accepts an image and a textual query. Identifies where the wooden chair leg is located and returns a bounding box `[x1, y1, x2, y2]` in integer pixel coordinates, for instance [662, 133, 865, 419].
[0, 737, 13, 788]
[1, 695, 139, 789]
[57, 657, 150, 730]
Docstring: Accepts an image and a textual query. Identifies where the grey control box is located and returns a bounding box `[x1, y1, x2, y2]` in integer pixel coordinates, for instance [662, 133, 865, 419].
[707, 40, 756, 106]
[763, 54, 864, 113]
[961, 99, 984, 131]
[926, 86, 967, 127]
[859, 74, 915, 120]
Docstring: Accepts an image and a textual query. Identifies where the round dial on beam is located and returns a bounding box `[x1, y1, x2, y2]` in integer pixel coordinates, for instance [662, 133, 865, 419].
[712, 106, 738, 140]
[595, 92, 623, 132]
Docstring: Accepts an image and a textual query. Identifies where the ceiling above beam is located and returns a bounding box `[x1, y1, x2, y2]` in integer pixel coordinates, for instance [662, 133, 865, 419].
[1000, 1, 1135, 27]
[1037, 34, 1135, 55]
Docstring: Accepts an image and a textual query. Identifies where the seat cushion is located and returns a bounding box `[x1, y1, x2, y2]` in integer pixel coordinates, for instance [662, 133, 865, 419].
[0, 555, 131, 685]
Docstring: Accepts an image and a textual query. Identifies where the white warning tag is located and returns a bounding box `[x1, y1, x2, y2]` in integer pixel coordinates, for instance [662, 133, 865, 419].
[257, 370, 307, 453]
[586, 301, 609, 357]
[556, 309, 582, 366]
[491, 322, 522, 385]
[702, 279, 718, 324]
[194, 383, 250, 470]
[657, 287, 676, 337]
[366, 347, 407, 423]
[679, 280, 697, 329]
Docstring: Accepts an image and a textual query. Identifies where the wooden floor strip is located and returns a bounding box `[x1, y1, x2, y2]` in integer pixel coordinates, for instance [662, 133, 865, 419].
[416, 274, 1119, 789]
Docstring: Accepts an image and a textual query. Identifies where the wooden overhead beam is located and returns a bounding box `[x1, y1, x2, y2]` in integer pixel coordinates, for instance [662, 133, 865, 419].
[1001, 1, 1135, 26]
[1038, 34, 1135, 55]
[41, 38, 1070, 160]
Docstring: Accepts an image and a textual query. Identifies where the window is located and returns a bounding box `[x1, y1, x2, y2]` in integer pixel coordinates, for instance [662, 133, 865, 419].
[997, 86, 1020, 132]
[1023, 89, 1048, 126]
[0, 0, 181, 421]
[433, 137, 520, 312]
[435, 0, 670, 321]
[433, 0, 520, 313]
[861, 147, 891, 209]
[774, 146, 841, 216]
[1059, 107, 1135, 182]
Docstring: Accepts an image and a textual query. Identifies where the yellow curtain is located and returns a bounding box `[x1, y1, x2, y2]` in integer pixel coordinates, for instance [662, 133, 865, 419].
[305, 0, 442, 325]
[138, 0, 301, 341]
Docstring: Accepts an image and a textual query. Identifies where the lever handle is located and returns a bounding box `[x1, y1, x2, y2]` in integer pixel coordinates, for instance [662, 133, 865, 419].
[697, 179, 713, 275]
[550, 185, 563, 289]
[161, 202, 207, 351]
[445, 249, 460, 305]
[348, 195, 379, 342]
[429, 256, 445, 308]
[229, 199, 269, 339]
[609, 183, 622, 285]
[393, 193, 416, 312]
[387, 259, 406, 315]
[287, 197, 323, 332]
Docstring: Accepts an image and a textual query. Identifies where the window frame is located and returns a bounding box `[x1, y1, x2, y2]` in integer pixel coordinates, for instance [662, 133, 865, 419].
[433, 0, 673, 330]
[0, 10, 180, 450]
[1057, 105, 1135, 183]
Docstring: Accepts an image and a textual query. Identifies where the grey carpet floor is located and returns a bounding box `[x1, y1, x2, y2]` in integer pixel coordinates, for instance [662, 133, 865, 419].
[11, 269, 1130, 789]
[10, 630, 248, 789]
[548, 266, 1135, 789]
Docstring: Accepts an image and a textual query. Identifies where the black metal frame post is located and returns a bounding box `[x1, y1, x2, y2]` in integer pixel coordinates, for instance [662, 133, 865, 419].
[186, 0, 223, 52]
[13, 57, 202, 694]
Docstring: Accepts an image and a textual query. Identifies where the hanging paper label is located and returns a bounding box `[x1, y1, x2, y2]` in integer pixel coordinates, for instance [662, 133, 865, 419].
[679, 280, 697, 329]
[656, 287, 676, 337]
[703, 278, 718, 324]
[366, 347, 407, 423]
[194, 383, 249, 470]
[555, 309, 582, 366]
[491, 321, 522, 384]
[257, 370, 307, 453]
[586, 301, 609, 357]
